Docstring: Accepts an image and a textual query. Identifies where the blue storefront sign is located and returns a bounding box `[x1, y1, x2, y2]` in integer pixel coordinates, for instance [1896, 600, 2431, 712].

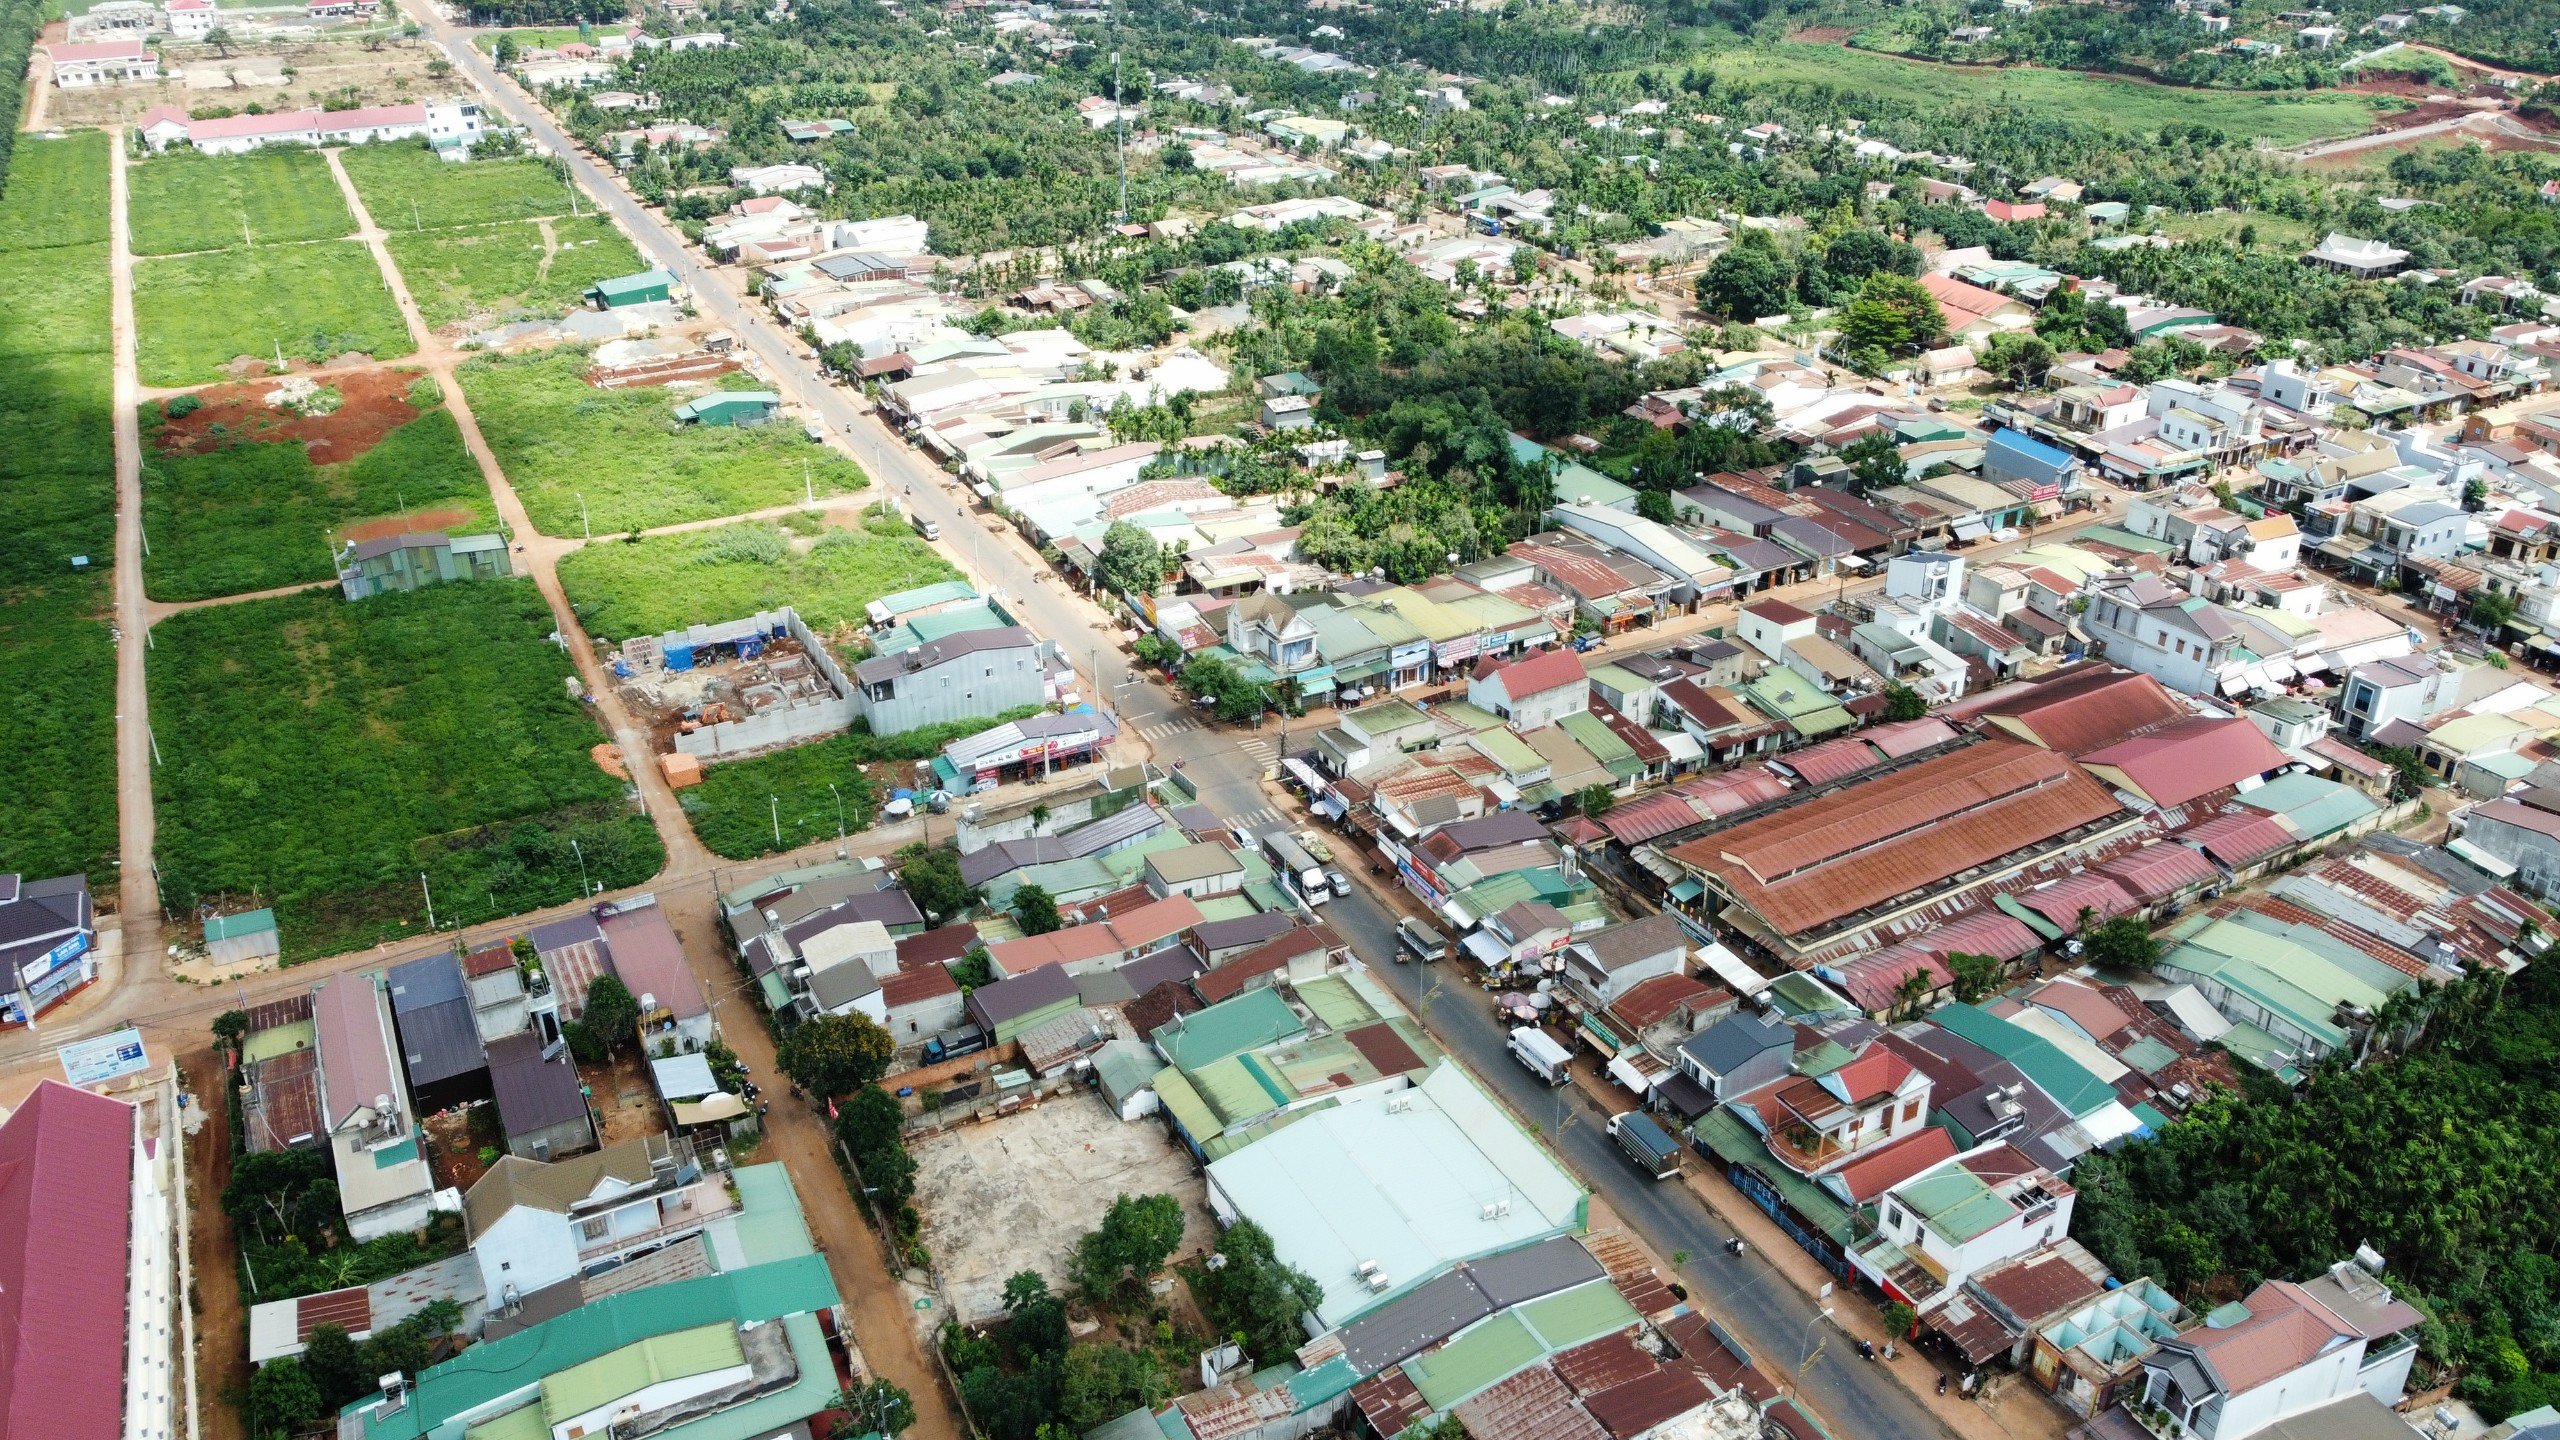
[59, 1027, 149, 1087]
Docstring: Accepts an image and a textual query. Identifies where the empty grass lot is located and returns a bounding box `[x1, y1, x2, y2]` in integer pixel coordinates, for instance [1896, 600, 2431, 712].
[133, 240, 414, 386]
[151, 582, 664, 958]
[342, 141, 587, 229]
[385, 213, 647, 327]
[0, 130, 118, 885]
[556, 512, 960, 641]
[460, 349, 866, 535]
[1694, 44, 2383, 146]
[0, 129, 111, 253]
[126, 147, 356, 256]
[142, 406, 498, 602]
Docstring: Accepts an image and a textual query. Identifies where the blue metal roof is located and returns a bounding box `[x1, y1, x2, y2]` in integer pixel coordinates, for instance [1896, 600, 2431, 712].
[1988, 427, 2075, 470]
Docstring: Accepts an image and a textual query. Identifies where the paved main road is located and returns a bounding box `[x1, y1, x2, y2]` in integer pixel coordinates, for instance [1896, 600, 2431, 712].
[369, 26, 1969, 1438]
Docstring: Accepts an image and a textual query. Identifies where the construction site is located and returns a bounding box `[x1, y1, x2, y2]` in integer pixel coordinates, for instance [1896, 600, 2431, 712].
[611, 607, 857, 770]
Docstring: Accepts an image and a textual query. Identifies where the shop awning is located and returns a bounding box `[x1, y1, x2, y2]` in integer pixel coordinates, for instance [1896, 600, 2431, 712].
[1699, 940, 1770, 998]
[1313, 796, 1347, 820]
[1668, 878, 1704, 901]
[1607, 1055, 1663, 1095]
[1953, 520, 1991, 542]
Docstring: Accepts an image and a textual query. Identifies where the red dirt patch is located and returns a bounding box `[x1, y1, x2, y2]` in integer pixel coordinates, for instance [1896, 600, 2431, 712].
[1790, 25, 1855, 42]
[2373, 98, 2479, 130]
[152, 366, 429, 462]
[340, 506, 476, 543]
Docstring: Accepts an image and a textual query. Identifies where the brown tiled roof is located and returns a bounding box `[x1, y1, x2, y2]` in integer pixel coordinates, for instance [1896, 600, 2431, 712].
[1973, 1243, 2109, 1325]
[462, 942, 518, 979]
[1666, 742, 2127, 937]
[243, 992, 313, 1035]
[1963, 665, 2189, 757]
[1584, 1368, 1712, 1438]
[1551, 1332, 1657, 1396]
[882, 964, 959, 1007]
[1342, 1021, 1425, 1077]
[1349, 1368, 1430, 1439]
[1581, 1229, 1675, 1319]
[1125, 978, 1200, 1037]
[1454, 1362, 1606, 1440]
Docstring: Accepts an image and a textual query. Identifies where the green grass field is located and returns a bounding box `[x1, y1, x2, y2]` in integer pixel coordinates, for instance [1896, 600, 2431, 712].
[460, 349, 866, 536]
[385, 213, 646, 327]
[1696, 44, 2384, 145]
[126, 148, 357, 256]
[133, 240, 414, 386]
[0, 129, 116, 886]
[0, 130, 110, 252]
[2155, 210, 2320, 249]
[342, 141, 587, 229]
[472, 25, 589, 52]
[142, 406, 498, 602]
[557, 513, 959, 641]
[151, 582, 664, 958]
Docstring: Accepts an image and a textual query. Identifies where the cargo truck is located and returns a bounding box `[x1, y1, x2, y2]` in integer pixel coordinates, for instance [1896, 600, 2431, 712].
[1509, 1026, 1572, 1086]
[1608, 1111, 1682, 1180]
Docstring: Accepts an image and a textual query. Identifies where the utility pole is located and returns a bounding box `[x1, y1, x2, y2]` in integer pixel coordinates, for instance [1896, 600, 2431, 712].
[420, 871, 437, 929]
[771, 795, 782, 847]
[1111, 0, 1128, 223]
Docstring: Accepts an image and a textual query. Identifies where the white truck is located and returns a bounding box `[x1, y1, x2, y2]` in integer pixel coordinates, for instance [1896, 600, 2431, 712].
[1262, 830, 1329, 906]
[1509, 1026, 1572, 1087]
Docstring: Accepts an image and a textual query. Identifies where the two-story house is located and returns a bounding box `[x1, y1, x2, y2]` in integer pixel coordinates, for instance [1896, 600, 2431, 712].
[2083, 574, 2245, 697]
[2336, 654, 2457, 741]
[465, 1135, 730, 1307]
[1727, 1041, 1934, 1177]
[2136, 1261, 2423, 1440]
[1672, 1011, 1797, 1107]
[850, 625, 1046, 736]
[1468, 648, 1590, 730]
[1559, 912, 1689, 1008]
[1226, 594, 1321, 677]
[1859, 1143, 2076, 1311]
[2149, 379, 2267, 464]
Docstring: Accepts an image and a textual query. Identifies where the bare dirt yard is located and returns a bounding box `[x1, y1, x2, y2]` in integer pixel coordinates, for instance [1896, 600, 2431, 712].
[906, 1091, 1215, 1327]
[46, 35, 455, 129]
[151, 364, 430, 459]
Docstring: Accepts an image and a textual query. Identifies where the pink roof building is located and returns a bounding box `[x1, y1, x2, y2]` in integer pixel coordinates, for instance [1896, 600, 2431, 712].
[0, 1080, 136, 1440]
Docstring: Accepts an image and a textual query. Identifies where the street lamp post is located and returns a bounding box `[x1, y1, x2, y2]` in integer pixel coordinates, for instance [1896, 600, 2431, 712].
[828, 782, 846, 850]
[571, 837, 589, 896]
[1795, 1307, 1835, 1397]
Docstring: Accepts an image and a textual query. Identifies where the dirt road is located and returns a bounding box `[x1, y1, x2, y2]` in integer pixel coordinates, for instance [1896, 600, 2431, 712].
[107, 132, 163, 965]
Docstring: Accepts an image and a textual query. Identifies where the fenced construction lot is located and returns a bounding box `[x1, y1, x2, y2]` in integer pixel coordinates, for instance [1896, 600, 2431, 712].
[460, 349, 867, 535]
[387, 212, 647, 329]
[126, 147, 357, 257]
[0, 130, 119, 886]
[555, 512, 959, 641]
[150, 582, 664, 958]
[141, 378, 499, 602]
[133, 239, 415, 387]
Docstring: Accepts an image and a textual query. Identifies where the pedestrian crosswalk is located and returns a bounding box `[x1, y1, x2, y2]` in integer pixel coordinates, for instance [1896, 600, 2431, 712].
[1229, 803, 1282, 831]
[1234, 736, 1278, 763]
[1135, 717, 1199, 742]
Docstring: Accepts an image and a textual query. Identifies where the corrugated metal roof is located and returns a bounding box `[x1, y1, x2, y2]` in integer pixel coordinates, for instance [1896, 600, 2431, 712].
[0, 1081, 134, 1440]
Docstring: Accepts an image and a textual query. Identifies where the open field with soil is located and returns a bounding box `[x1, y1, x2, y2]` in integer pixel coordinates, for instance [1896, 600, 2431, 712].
[386, 212, 646, 328]
[1693, 43, 2387, 146]
[342, 141, 587, 229]
[149, 581, 664, 958]
[459, 349, 867, 535]
[44, 37, 451, 128]
[555, 511, 959, 641]
[127, 146, 356, 256]
[133, 238, 414, 386]
[0, 128, 118, 887]
[141, 389, 498, 602]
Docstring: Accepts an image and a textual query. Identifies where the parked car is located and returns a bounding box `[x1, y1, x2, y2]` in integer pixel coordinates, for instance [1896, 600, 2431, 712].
[1326, 869, 1352, 898]
[912, 513, 941, 541]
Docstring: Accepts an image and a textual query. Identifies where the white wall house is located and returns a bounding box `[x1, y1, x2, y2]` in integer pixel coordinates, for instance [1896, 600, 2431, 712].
[2137, 1262, 2424, 1440]
[465, 1137, 726, 1307]
[46, 37, 160, 85]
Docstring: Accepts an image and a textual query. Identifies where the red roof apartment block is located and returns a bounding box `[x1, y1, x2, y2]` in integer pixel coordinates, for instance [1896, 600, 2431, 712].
[0, 1079, 136, 1440]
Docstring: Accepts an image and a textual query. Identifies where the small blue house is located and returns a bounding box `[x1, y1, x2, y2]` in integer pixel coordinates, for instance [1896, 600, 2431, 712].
[1983, 427, 2079, 498]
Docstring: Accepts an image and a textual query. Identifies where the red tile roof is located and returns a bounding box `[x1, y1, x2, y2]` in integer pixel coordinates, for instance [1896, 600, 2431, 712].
[2018, 871, 2138, 932]
[0, 1080, 135, 1440]
[1608, 973, 1728, 1032]
[1583, 1368, 1712, 1437]
[1476, 647, 1588, 699]
[1922, 273, 2018, 327]
[2091, 841, 2220, 903]
[1743, 598, 1814, 625]
[2079, 716, 2288, 809]
[897, 922, 982, 970]
[2176, 812, 2296, 869]
[1666, 742, 2127, 938]
[1828, 1125, 1960, 1202]
[881, 964, 960, 1007]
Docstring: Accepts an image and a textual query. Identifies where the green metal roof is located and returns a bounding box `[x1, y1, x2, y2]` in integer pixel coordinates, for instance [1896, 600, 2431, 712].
[873, 601, 1010, 655]
[1516, 1280, 1639, 1349]
[204, 908, 276, 942]
[2236, 772, 2379, 841]
[1154, 1066, 1223, 1146]
[1468, 726, 1549, 776]
[1929, 1004, 2117, 1118]
[1192, 1053, 1294, 1126]
[1692, 1110, 1857, 1242]
[1194, 893, 1259, 923]
[1432, 701, 1507, 733]
[591, 268, 675, 300]
[463, 1406, 548, 1440]
[871, 579, 977, 618]
[1155, 987, 1305, 1070]
[2071, 524, 2174, 555]
[1765, 971, 1855, 1021]
[1294, 975, 1381, 1032]
[1406, 1311, 1545, 1409]
[351, 1257, 840, 1439]
[1557, 712, 1643, 779]
[543, 1324, 745, 1425]
[726, 1162, 817, 1266]
[1896, 1169, 2015, 1245]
